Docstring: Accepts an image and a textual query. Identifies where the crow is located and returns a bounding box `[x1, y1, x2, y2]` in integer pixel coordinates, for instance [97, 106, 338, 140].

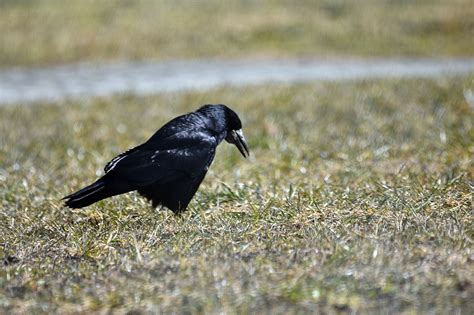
[63, 104, 249, 213]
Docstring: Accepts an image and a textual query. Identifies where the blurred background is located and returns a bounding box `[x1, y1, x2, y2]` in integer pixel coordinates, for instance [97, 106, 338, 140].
[1, 0, 472, 67]
[1, 0, 472, 104]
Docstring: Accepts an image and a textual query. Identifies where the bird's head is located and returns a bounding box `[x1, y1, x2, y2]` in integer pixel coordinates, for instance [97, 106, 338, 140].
[198, 104, 249, 158]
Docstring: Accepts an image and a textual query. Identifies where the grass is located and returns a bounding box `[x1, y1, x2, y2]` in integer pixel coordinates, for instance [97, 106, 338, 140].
[1, 75, 473, 313]
[0, 0, 473, 67]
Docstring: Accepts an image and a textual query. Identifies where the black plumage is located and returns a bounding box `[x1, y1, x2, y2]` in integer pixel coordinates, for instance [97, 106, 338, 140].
[63, 104, 249, 213]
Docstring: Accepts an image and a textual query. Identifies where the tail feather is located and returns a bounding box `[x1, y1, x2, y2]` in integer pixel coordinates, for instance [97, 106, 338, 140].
[63, 179, 110, 208]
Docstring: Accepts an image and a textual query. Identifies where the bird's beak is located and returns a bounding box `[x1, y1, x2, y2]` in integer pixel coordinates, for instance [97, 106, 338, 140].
[227, 129, 249, 158]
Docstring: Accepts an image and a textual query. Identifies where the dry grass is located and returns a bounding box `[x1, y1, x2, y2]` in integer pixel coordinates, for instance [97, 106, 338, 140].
[0, 0, 473, 66]
[1, 76, 473, 313]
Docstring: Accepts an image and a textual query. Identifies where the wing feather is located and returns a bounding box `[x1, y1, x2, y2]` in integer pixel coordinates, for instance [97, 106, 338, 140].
[107, 131, 217, 187]
[104, 145, 142, 173]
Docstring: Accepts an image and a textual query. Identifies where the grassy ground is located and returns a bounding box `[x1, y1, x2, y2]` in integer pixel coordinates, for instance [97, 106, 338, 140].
[0, 0, 473, 67]
[1, 76, 473, 313]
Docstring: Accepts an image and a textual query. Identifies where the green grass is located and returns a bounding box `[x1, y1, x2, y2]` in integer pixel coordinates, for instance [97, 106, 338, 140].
[1, 76, 473, 313]
[0, 0, 473, 66]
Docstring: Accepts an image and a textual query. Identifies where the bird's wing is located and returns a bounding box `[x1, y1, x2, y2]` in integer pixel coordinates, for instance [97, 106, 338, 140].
[104, 145, 142, 174]
[106, 131, 217, 187]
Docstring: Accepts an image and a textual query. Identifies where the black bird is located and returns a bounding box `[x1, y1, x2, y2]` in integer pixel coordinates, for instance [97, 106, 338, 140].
[63, 104, 249, 213]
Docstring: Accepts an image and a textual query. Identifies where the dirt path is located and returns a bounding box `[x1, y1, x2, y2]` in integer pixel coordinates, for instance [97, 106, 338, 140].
[1, 58, 473, 104]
